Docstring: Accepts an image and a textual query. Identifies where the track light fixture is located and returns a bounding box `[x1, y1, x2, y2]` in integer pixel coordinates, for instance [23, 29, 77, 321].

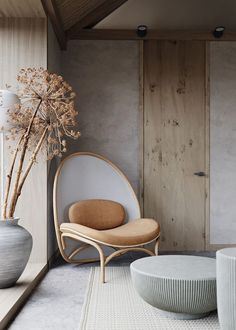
[213, 26, 225, 38]
[136, 25, 148, 38]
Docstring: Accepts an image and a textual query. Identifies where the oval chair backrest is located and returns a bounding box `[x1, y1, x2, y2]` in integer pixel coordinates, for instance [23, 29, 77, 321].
[53, 152, 141, 235]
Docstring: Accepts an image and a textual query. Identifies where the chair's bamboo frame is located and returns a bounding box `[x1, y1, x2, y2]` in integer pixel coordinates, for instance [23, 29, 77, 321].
[60, 231, 160, 282]
[53, 152, 160, 283]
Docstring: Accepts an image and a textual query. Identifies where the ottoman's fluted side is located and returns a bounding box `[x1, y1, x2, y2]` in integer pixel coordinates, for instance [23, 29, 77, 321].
[217, 248, 236, 330]
[131, 256, 217, 320]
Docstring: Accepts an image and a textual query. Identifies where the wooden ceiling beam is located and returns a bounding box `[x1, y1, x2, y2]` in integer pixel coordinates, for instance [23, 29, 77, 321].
[67, 29, 236, 41]
[67, 0, 128, 38]
[41, 0, 67, 50]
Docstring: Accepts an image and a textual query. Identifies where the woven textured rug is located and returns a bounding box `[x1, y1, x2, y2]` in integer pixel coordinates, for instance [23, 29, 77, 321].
[79, 267, 220, 330]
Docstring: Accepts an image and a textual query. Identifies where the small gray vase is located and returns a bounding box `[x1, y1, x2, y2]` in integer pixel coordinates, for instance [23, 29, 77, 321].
[0, 218, 32, 288]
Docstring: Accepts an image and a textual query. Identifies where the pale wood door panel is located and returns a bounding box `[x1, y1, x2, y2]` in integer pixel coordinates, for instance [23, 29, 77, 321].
[144, 40, 206, 251]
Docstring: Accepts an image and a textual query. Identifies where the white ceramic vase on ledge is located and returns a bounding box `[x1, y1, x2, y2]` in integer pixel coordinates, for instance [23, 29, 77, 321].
[0, 218, 32, 288]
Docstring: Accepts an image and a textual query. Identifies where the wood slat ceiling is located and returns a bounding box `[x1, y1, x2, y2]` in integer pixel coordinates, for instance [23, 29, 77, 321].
[54, 0, 105, 30]
[41, 0, 236, 50]
[66, 0, 129, 37]
[43, 0, 128, 49]
[0, 0, 45, 17]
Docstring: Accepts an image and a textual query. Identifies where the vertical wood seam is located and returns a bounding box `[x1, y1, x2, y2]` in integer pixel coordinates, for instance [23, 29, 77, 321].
[205, 41, 210, 251]
[139, 40, 144, 216]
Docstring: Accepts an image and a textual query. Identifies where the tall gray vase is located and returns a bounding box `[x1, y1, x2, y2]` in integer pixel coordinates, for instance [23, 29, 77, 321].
[0, 218, 32, 288]
[216, 248, 236, 330]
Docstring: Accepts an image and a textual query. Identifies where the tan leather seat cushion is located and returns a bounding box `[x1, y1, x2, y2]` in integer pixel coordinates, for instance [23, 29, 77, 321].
[60, 218, 160, 246]
[69, 199, 125, 230]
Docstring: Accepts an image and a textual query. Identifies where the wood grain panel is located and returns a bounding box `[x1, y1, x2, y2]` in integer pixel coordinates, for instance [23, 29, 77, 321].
[139, 40, 144, 214]
[144, 40, 206, 251]
[0, 18, 47, 263]
[67, 0, 128, 36]
[41, 0, 67, 50]
[55, 0, 105, 29]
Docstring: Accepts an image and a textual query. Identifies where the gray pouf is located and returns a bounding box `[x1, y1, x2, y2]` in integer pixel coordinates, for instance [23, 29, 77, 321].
[130, 255, 216, 320]
[217, 248, 236, 330]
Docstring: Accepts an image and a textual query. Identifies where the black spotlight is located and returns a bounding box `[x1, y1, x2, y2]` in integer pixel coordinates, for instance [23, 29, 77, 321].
[136, 25, 148, 38]
[213, 26, 225, 38]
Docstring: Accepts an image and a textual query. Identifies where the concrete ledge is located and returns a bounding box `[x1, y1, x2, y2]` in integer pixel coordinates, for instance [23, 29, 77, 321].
[0, 263, 47, 329]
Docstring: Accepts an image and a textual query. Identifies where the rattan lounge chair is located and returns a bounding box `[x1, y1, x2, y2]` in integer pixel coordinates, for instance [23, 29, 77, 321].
[53, 152, 160, 282]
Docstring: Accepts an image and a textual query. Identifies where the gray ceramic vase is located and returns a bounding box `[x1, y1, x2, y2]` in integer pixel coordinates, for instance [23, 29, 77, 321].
[0, 218, 32, 288]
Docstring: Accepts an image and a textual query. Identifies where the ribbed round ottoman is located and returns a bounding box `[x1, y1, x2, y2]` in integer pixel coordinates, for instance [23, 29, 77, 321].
[130, 255, 216, 320]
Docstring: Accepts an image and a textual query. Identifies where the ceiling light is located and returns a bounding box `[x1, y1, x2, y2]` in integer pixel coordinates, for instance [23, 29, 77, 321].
[213, 26, 225, 38]
[136, 25, 148, 38]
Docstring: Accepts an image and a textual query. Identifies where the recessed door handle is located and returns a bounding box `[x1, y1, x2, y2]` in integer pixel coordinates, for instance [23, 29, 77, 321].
[194, 171, 206, 177]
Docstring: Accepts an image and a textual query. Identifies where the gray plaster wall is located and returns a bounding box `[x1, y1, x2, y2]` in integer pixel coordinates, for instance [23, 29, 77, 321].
[210, 42, 236, 244]
[62, 40, 140, 194]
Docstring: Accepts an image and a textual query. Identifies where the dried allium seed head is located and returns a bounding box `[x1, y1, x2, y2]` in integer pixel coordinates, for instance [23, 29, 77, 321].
[7, 68, 80, 160]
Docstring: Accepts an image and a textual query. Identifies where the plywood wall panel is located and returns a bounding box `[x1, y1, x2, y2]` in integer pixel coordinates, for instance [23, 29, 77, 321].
[143, 40, 163, 228]
[144, 40, 206, 251]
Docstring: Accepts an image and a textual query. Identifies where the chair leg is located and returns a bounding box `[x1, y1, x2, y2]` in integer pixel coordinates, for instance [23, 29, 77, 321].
[154, 237, 160, 255]
[100, 252, 105, 283]
[61, 232, 106, 283]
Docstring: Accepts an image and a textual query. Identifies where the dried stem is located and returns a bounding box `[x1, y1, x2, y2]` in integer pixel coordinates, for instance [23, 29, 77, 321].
[2, 135, 24, 219]
[8, 99, 42, 218]
[8, 127, 48, 218]
[5, 68, 80, 219]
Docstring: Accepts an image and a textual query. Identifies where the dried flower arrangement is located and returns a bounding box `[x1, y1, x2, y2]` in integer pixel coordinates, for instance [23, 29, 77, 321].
[2, 67, 80, 219]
